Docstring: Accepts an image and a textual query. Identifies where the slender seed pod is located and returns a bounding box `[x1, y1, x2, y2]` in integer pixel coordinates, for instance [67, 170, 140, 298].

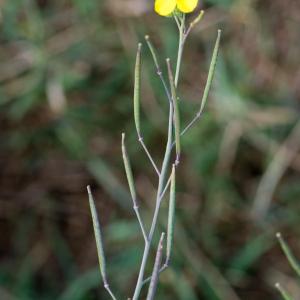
[199, 29, 221, 115]
[146, 233, 165, 300]
[276, 232, 300, 276]
[166, 59, 181, 163]
[134, 43, 142, 138]
[166, 164, 176, 263]
[121, 133, 137, 207]
[275, 283, 293, 300]
[189, 10, 205, 30]
[145, 35, 172, 105]
[87, 186, 107, 284]
[122, 134, 148, 242]
[145, 35, 160, 71]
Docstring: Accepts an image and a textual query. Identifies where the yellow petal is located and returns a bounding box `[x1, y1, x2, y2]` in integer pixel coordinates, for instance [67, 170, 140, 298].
[176, 0, 198, 13]
[155, 0, 177, 16]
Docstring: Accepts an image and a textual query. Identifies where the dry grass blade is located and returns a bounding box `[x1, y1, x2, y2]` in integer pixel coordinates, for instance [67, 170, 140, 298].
[252, 121, 300, 219]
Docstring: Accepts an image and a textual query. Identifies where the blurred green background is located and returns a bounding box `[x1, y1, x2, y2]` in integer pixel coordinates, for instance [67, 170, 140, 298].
[0, 0, 300, 299]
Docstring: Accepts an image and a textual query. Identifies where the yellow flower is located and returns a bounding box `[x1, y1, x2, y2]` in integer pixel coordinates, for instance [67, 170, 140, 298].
[155, 0, 198, 16]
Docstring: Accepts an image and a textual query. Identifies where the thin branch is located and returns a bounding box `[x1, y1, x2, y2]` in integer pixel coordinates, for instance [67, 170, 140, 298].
[173, 14, 181, 30]
[181, 111, 202, 136]
[166, 165, 176, 264]
[105, 286, 118, 300]
[170, 111, 201, 150]
[159, 172, 172, 200]
[146, 233, 165, 300]
[134, 205, 149, 244]
[142, 262, 169, 286]
[138, 137, 160, 177]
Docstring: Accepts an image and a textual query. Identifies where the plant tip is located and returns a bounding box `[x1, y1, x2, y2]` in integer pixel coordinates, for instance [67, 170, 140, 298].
[145, 35, 149, 40]
[275, 282, 280, 288]
[276, 232, 282, 239]
[87, 185, 91, 193]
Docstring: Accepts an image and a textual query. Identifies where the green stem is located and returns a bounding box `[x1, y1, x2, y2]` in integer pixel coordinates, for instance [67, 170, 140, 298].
[175, 15, 185, 88]
[276, 232, 300, 277]
[132, 14, 189, 300]
[275, 283, 293, 300]
[132, 101, 173, 300]
[146, 233, 165, 300]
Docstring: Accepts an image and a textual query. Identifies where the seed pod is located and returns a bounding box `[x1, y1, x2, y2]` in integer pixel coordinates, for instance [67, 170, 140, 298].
[134, 43, 142, 137]
[166, 59, 181, 162]
[145, 35, 160, 71]
[199, 29, 221, 115]
[87, 186, 107, 283]
[121, 133, 137, 207]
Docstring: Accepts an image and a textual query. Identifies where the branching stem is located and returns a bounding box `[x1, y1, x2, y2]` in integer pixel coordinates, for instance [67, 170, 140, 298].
[132, 99, 174, 300]
[142, 262, 169, 286]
